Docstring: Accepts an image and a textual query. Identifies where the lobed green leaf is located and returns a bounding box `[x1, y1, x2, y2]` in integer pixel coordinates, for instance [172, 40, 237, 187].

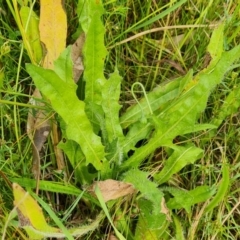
[122, 42, 240, 169]
[101, 69, 124, 143]
[83, 0, 107, 106]
[124, 169, 163, 214]
[166, 185, 215, 213]
[26, 62, 106, 171]
[120, 70, 193, 129]
[211, 85, 240, 127]
[154, 145, 203, 184]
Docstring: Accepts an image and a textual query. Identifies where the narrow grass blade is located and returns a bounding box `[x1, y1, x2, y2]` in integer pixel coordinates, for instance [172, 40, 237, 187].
[10, 178, 99, 205]
[205, 163, 230, 213]
[95, 185, 126, 240]
[131, 0, 187, 31]
[211, 85, 240, 127]
[30, 191, 74, 240]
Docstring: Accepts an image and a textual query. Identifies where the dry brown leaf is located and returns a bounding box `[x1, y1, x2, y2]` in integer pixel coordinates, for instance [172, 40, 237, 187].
[89, 179, 135, 202]
[71, 33, 85, 83]
[107, 233, 118, 240]
[27, 89, 51, 179]
[160, 197, 172, 222]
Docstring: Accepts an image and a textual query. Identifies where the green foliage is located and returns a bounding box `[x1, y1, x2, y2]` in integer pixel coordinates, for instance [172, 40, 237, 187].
[25, 9, 240, 238]
[211, 85, 240, 126]
[205, 163, 230, 213]
[124, 169, 163, 214]
[154, 145, 203, 184]
[3, 0, 240, 239]
[120, 70, 193, 128]
[166, 185, 215, 213]
[81, 0, 108, 106]
[124, 169, 166, 239]
[102, 69, 124, 144]
[19, 6, 42, 63]
[121, 41, 240, 170]
[26, 48, 107, 171]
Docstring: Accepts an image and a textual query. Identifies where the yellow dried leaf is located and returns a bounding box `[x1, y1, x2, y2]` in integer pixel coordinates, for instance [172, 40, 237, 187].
[13, 183, 59, 232]
[39, 0, 67, 68]
[89, 179, 135, 202]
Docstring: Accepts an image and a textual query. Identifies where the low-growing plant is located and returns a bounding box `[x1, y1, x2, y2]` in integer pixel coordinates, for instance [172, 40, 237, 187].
[1, 0, 240, 239]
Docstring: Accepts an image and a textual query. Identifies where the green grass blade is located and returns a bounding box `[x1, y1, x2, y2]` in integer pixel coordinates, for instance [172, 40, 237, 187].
[109, 0, 187, 45]
[95, 185, 126, 240]
[211, 85, 240, 126]
[30, 191, 74, 240]
[131, 0, 187, 31]
[10, 177, 100, 206]
[205, 163, 230, 213]
[10, 178, 82, 195]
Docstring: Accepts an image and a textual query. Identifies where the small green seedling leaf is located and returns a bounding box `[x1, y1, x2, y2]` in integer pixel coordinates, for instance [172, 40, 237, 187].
[124, 169, 163, 214]
[124, 169, 169, 239]
[134, 198, 166, 240]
